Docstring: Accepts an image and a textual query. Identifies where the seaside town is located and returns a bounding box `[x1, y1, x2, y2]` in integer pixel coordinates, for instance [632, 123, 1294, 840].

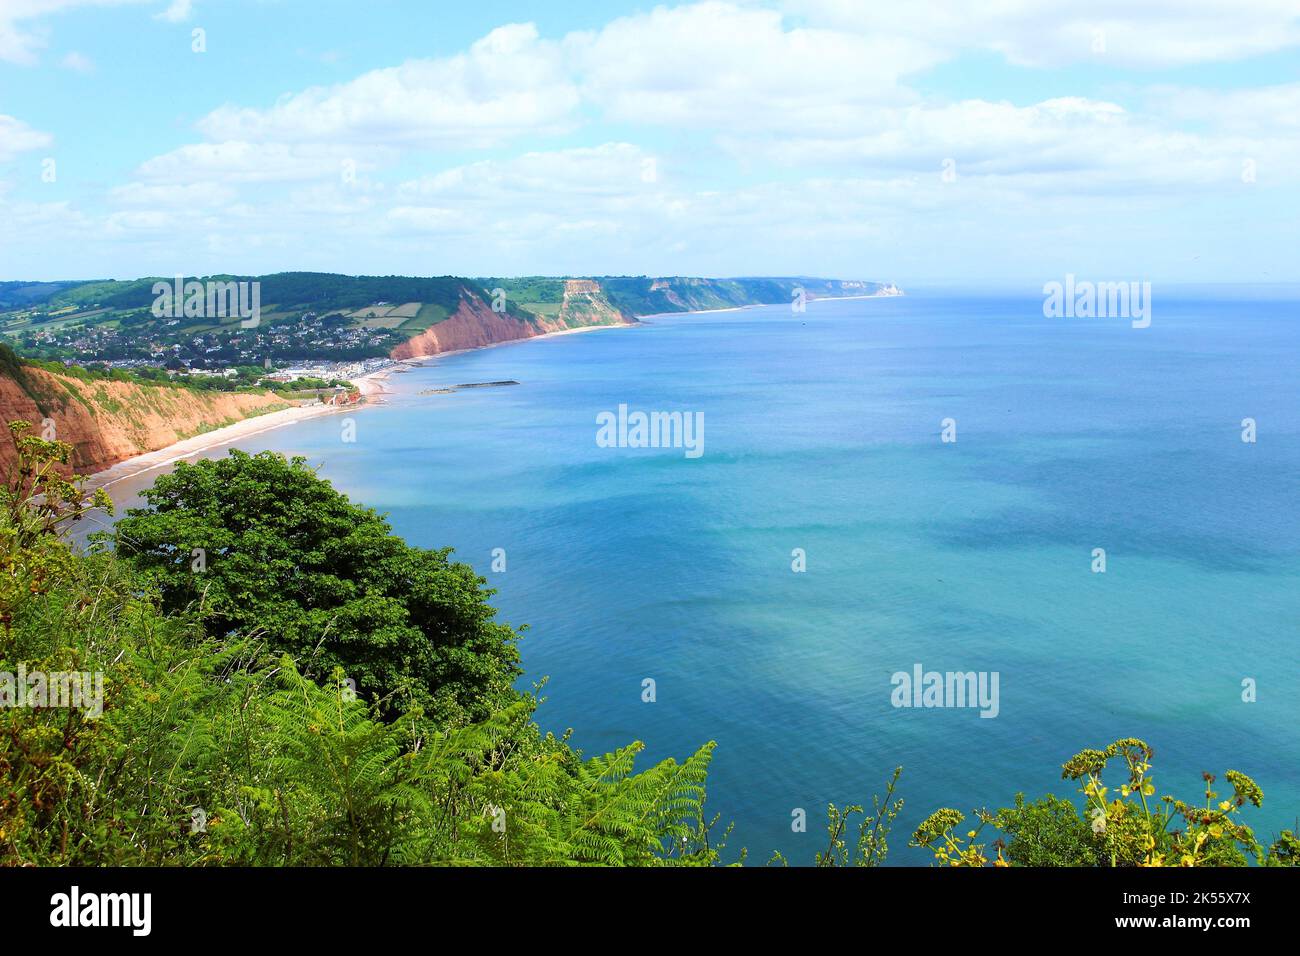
[0, 293, 419, 406]
[6, 306, 403, 375]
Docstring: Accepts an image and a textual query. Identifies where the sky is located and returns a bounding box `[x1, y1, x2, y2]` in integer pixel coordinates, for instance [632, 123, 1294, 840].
[0, 0, 1298, 284]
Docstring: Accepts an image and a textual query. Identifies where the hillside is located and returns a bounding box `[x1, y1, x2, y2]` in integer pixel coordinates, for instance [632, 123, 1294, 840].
[0, 272, 896, 369]
[0, 348, 291, 474]
[481, 275, 900, 322]
[597, 276, 901, 315]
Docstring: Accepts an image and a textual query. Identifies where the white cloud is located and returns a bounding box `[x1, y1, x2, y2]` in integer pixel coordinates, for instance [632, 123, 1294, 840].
[736, 97, 1156, 173]
[397, 143, 658, 200]
[109, 180, 235, 206]
[141, 3, 1300, 203]
[153, 0, 191, 23]
[388, 144, 665, 242]
[195, 23, 580, 149]
[784, 0, 1300, 68]
[0, 196, 90, 258]
[136, 141, 390, 184]
[0, 0, 149, 65]
[383, 145, 936, 252]
[1144, 82, 1300, 132]
[762, 94, 1300, 191]
[568, 2, 935, 132]
[0, 114, 53, 161]
[59, 49, 93, 71]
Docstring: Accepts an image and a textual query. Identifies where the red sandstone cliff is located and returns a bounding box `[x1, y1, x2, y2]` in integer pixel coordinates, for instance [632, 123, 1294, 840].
[391, 295, 546, 360]
[0, 365, 291, 475]
[390, 285, 634, 360]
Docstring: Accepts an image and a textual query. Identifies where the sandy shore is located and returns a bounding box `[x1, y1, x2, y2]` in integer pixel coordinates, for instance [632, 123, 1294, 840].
[87, 401, 357, 491]
[350, 364, 403, 398]
[86, 324, 631, 488]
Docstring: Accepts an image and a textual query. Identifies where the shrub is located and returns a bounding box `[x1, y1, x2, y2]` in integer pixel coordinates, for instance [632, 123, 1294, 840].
[110, 449, 522, 725]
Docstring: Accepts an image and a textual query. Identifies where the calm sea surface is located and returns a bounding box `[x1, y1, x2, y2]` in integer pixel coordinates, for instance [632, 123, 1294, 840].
[96, 289, 1300, 864]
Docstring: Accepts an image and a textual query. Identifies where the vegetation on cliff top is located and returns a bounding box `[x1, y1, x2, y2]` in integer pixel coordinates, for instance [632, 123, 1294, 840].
[0, 341, 290, 400]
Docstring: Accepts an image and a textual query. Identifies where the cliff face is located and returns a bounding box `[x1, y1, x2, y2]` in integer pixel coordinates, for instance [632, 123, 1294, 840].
[390, 286, 635, 360]
[388, 274, 900, 359]
[390, 295, 538, 359]
[556, 279, 628, 328]
[0, 365, 290, 475]
[597, 276, 899, 316]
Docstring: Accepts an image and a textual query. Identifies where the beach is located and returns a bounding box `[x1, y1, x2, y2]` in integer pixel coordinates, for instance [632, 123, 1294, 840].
[85, 324, 626, 489]
[85, 401, 353, 491]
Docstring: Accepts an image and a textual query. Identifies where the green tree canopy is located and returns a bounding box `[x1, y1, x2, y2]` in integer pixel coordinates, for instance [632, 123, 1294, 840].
[111, 449, 521, 725]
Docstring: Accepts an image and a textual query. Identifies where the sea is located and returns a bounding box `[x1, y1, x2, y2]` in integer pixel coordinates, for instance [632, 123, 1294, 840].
[93, 287, 1300, 864]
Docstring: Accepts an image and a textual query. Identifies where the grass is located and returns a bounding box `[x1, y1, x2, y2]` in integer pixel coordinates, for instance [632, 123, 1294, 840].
[404, 303, 451, 330]
[520, 300, 562, 317]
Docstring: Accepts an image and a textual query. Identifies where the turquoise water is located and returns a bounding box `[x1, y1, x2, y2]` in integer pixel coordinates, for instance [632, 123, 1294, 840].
[98, 290, 1300, 864]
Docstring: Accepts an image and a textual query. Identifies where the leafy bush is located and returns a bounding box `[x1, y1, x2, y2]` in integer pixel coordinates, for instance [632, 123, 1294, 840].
[111, 449, 522, 725]
[911, 737, 1300, 867]
[995, 793, 1098, 867]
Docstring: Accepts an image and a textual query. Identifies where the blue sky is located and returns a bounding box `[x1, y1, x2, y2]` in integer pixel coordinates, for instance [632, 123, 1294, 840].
[1, 0, 1298, 284]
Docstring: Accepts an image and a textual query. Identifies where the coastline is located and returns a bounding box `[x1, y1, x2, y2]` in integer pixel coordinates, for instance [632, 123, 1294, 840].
[635, 289, 903, 319]
[86, 401, 358, 491]
[85, 323, 627, 488]
[83, 294, 893, 488]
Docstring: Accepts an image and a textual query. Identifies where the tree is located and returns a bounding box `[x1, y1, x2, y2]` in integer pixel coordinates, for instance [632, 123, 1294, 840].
[111, 449, 522, 725]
